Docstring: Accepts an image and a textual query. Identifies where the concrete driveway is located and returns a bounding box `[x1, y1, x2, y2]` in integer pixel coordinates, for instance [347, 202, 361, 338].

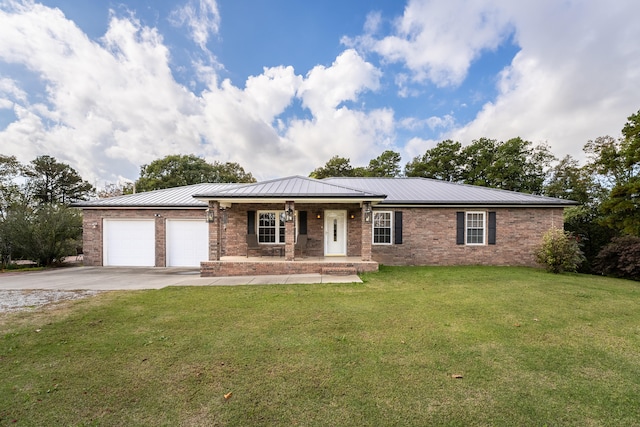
[0, 266, 362, 291]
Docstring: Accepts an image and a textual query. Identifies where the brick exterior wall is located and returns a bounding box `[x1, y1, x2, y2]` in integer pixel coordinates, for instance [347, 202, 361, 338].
[81, 208, 207, 267]
[222, 203, 364, 258]
[82, 204, 564, 270]
[371, 207, 564, 267]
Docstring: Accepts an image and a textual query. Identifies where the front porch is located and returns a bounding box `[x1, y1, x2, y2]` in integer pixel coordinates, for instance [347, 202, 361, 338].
[200, 256, 379, 277]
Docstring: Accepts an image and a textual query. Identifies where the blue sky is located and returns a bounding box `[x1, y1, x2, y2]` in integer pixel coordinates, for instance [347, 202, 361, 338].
[1, 0, 639, 186]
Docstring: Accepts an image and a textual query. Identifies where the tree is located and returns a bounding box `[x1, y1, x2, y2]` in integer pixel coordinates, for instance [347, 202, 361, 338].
[135, 154, 255, 192]
[544, 155, 595, 205]
[2, 201, 82, 266]
[406, 137, 554, 193]
[460, 137, 554, 194]
[210, 161, 256, 183]
[97, 182, 135, 198]
[586, 110, 640, 236]
[0, 154, 21, 214]
[23, 155, 94, 204]
[0, 155, 92, 266]
[583, 135, 627, 187]
[405, 140, 462, 181]
[366, 150, 402, 177]
[599, 177, 640, 236]
[459, 137, 499, 187]
[309, 156, 354, 179]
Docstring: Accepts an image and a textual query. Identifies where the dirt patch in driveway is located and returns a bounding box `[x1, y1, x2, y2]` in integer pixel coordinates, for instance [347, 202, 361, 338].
[0, 290, 102, 313]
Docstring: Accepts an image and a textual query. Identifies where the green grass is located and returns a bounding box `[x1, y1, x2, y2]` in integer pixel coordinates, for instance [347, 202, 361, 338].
[1, 266, 640, 426]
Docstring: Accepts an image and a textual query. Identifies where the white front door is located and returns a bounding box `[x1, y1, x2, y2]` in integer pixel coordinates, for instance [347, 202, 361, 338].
[324, 210, 347, 256]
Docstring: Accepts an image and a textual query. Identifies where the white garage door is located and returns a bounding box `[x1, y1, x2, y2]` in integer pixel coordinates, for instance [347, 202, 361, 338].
[103, 219, 155, 266]
[166, 219, 208, 267]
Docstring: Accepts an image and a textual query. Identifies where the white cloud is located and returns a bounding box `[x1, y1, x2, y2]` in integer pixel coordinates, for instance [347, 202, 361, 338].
[297, 49, 381, 117]
[400, 115, 454, 131]
[355, 0, 513, 87]
[451, 0, 640, 160]
[356, 0, 640, 162]
[169, 0, 220, 50]
[0, 77, 26, 103]
[0, 2, 392, 184]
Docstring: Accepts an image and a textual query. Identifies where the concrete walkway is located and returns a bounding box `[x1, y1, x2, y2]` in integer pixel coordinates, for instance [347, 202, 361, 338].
[0, 266, 362, 291]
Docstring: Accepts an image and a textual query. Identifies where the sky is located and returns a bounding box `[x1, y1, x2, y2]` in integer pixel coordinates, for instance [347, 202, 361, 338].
[1, 0, 639, 187]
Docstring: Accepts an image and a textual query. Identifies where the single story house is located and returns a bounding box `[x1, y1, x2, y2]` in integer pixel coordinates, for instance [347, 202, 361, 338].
[72, 176, 576, 276]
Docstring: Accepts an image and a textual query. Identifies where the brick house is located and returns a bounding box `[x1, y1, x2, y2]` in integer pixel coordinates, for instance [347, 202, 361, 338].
[73, 176, 575, 276]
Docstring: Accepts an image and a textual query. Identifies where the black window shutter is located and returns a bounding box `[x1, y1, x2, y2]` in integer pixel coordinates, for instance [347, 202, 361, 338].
[488, 211, 496, 245]
[299, 211, 308, 235]
[456, 212, 465, 245]
[247, 210, 256, 234]
[394, 211, 403, 244]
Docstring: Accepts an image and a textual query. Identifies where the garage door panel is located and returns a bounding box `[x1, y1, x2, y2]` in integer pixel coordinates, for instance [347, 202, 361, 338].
[166, 220, 208, 267]
[104, 220, 155, 266]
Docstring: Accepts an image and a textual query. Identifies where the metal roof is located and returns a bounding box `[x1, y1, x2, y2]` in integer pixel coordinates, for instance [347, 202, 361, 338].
[72, 183, 240, 208]
[73, 176, 577, 208]
[324, 177, 577, 206]
[192, 175, 386, 200]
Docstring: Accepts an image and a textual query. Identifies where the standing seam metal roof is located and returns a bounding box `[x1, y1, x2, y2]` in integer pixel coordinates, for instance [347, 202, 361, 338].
[324, 177, 577, 205]
[192, 175, 386, 199]
[71, 183, 241, 207]
[72, 176, 576, 207]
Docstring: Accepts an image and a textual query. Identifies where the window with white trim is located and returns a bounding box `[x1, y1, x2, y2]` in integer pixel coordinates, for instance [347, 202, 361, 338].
[373, 211, 392, 244]
[257, 211, 296, 244]
[466, 211, 485, 245]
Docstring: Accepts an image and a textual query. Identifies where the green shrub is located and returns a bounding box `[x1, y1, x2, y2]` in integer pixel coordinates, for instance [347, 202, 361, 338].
[534, 227, 585, 273]
[594, 236, 640, 281]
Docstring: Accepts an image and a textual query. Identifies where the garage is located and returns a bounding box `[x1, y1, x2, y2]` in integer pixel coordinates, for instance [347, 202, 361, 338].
[166, 219, 209, 267]
[103, 219, 155, 266]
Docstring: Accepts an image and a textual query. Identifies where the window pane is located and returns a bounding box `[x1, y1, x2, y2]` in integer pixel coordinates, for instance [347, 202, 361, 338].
[258, 212, 277, 243]
[279, 212, 286, 243]
[466, 212, 485, 244]
[373, 212, 392, 244]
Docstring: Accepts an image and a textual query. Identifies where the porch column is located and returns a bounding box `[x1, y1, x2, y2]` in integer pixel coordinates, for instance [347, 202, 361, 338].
[207, 200, 222, 261]
[361, 202, 372, 261]
[285, 201, 295, 261]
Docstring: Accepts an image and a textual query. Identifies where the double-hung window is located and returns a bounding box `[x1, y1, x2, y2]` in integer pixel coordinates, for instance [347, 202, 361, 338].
[466, 212, 485, 245]
[373, 211, 392, 244]
[258, 211, 286, 243]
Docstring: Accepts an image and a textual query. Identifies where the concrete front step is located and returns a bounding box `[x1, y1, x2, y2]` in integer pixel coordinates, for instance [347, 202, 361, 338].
[321, 267, 358, 276]
[201, 260, 377, 277]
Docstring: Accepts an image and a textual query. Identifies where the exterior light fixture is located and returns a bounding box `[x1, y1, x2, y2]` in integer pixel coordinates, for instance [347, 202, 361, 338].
[285, 206, 294, 222]
[206, 208, 216, 223]
[350, 213, 355, 219]
[364, 202, 372, 223]
[316, 212, 322, 219]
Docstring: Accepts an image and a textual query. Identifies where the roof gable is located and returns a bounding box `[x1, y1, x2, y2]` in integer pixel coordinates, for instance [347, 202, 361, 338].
[192, 175, 386, 199]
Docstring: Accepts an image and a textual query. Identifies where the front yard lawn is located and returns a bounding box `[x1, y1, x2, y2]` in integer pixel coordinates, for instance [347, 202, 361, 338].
[1, 266, 639, 426]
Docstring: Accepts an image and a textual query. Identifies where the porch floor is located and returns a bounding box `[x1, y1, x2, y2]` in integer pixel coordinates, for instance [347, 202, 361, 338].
[200, 256, 379, 277]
